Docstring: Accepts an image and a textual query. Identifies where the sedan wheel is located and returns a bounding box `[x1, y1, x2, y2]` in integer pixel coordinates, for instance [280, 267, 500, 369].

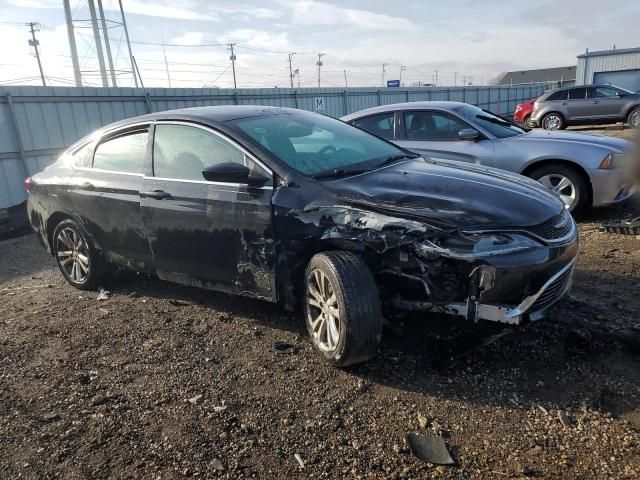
[629, 108, 640, 128]
[304, 251, 383, 367]
[525, 116, 536, 129]
[542, 113, 564, 131]
[53, 219, 102, 290]
[537, 174, 576, 210]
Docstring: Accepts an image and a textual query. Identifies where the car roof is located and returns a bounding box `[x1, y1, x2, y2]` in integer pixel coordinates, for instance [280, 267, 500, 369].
[98, 105, 304, 133]
[341, 101, 468, 120]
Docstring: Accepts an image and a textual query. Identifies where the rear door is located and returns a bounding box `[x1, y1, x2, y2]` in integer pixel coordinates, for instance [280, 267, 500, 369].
[564, 87, 591, 120]
[587, 86, 629, 119]
[351, 112, 396, 140]
[393, 110, 495, 165]
[140, 121, 276, 301]
[69, 125, 153, 269]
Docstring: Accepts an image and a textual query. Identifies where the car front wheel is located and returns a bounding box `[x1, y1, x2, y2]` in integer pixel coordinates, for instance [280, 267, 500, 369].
[529, 164, 588, 213]
[52, 219, 103, 290]
[541, 112, 566, 130]
[304, 251, 383, 367]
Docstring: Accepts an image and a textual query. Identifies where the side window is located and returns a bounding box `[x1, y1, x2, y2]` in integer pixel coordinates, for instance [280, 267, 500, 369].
[404, 111, 469, 141]
[546, 90, 567, 101]
[352, 113, 395, 140]
[153, 124, 246, 181]
[568, 87, 587, 100]
[594, 87, 620, 98]
[93, 130, 147, 174]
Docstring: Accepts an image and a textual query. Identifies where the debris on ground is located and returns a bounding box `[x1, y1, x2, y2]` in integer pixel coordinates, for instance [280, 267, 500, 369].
[212, 405, 227, 413]
[600, 217, 640, 235]
[294, 453, 305, 469]
[188, 394, 203, 404]
[92, 394, 108, 406]
[211, 458, 224, 471]
[274, 342, 295, 354]
[406, 433, 455, 466]
[43, 413, 60, 422]
[97, 288, 110, 300]
[565, 326, 640, 356]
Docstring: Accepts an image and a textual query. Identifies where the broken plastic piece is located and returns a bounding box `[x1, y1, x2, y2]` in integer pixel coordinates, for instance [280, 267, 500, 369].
[274, 342, 295, 354]
[294, 453, 305, 469]
[97, 288, 110, 301]
[406, 432, 455, 465]
[600, 217, 640, 235]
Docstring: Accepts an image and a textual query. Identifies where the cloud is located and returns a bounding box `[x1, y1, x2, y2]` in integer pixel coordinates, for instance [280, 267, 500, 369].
[6, 0, 59, 8]
[209, 5, 283, 20]
[280, 0, 415, 30]
[106, 0, 219, 21]
[172, 32, 206, 46]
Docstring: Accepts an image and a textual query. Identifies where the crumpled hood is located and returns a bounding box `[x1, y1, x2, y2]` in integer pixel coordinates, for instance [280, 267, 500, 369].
[323, 158, 565, 230]
[507, 129, 631, 152]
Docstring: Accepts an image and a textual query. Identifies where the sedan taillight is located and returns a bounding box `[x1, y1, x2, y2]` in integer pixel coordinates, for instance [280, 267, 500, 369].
[24, 177, 31, 192]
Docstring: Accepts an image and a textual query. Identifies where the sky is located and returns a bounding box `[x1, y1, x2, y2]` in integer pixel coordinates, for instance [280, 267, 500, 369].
[1, 0, 639, 89]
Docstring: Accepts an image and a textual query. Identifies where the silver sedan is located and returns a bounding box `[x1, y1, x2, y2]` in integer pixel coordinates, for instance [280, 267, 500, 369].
[341, 101, 636, 212]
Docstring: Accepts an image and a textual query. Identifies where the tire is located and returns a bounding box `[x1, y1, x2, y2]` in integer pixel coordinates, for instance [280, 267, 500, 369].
[627, 107, 640, 129]
[524, 116, 536, 129]
[304, 251, 383, 367]
[528, 163, 588, 213]
[541, 112, 566, 131]
[52, 219, 103, 290]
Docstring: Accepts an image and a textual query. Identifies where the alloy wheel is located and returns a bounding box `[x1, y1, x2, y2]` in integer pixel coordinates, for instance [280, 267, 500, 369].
[537, 174, 576, 209]
[630, 110, 640, 128]
[307, 268, 341, 352]
[543, 114, 562, 130]
[525, 117, 536, 129]
[56, 227, 90, 284]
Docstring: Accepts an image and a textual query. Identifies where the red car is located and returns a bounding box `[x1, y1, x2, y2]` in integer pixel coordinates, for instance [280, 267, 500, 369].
[514, 97, 537, 129]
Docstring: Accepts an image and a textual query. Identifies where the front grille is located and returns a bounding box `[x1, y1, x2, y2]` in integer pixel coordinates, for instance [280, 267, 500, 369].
[529, 264, 575, 312]
[524, 209, 573, 241]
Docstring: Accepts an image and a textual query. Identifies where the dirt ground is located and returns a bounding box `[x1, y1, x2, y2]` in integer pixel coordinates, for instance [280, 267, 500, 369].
[1, 128, 639, 479]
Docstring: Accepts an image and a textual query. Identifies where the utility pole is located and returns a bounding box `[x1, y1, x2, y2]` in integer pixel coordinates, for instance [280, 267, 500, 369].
[63, 1, 82, 86]
[343, 69, 348, 88]
[228, 43, 237, 89]
[132, 56, 145, 89]
[87, 0, 108, 87]
[454, 71, 457, 86]
[118, 0, 138, 87]
[434, 70, 438, 87]
[27, 22, 46, 86]
[97, 0, 117, 87]
[161, 34, 171, 87]
[399, 65, 406, 87]
[316, 53, 324, 88]
[381, 63, 388, 87]
[288, 52, 296, 88]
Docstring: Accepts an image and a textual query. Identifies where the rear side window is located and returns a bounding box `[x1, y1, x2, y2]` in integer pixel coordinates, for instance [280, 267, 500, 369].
[352, 113, 395, 140]
[593, 87, 620, 98]
[93, 130, 147, 174]
[546, 90, 567, 101]
[568, 88, 587, 100]
[153, 124, 246, 181]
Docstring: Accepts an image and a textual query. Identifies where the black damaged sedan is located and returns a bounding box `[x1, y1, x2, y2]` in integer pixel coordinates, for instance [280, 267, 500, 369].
[27, 106, 578, 366]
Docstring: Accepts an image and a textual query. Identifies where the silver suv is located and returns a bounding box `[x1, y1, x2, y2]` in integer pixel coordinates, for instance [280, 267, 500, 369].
[530, 84, 640, 130]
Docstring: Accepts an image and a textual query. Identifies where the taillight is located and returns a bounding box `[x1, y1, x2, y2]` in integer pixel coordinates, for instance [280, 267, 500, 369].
[24, 177, 31, 192]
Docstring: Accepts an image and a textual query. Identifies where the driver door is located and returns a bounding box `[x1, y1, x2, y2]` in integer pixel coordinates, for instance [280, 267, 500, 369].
[393, 110, 495, 166]
[140, 122, 276, 301]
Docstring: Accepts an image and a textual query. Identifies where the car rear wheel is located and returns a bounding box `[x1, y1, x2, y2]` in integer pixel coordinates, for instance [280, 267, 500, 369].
[628, 107, 640, 128]
[524, 116, 536, 129]
[52, 219, 103, 290]
[541, 112, 566, 131]
[304, 251, 383, 367]
[528, 164, 588, 213]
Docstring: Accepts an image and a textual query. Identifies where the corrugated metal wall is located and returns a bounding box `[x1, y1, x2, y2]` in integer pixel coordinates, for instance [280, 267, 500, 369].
[0, 83, 549, 209]
[576, 51, 640, 85]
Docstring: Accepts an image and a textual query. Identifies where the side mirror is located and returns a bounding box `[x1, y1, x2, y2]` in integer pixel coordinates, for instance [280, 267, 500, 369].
[202, 163, 270, 186]
[458, 128, 480, 141]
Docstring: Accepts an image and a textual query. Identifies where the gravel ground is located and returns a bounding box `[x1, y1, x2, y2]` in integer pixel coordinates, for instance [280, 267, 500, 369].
[1, 128, 639, 479]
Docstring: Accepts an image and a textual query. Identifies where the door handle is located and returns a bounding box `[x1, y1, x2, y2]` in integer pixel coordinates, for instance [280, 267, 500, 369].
[140, 190, 172, 200]
[78, 182, 95, 190]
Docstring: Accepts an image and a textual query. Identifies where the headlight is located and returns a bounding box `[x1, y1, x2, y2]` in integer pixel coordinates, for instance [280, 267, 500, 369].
[419, 233, 542, 259]
[599, 152, 626, 169]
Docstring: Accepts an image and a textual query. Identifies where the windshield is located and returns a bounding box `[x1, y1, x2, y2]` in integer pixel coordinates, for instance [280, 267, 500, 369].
[228, 111, 405, 176]
[454, 104, 525, 138]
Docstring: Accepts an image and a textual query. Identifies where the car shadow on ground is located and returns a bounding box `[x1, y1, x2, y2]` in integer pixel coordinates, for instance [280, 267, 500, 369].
[106, 265, 640, 421]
